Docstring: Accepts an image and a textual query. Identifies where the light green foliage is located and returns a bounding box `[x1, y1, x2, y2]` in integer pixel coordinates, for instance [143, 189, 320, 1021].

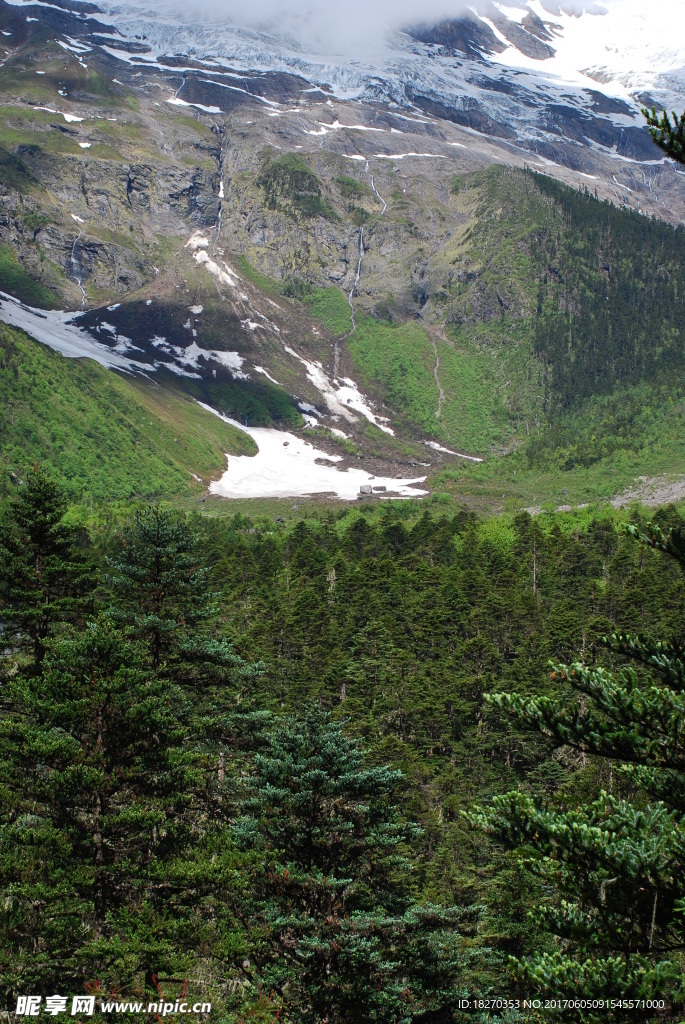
[347, 314, 440, 432]
[0, 243, 60, 308]
[0, 326, 254, 501]
[303, 284, 353, 335]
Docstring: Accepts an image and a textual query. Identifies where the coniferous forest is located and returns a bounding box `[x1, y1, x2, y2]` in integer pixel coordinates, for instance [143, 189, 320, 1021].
[1, 469, 684, 1023]
[1, 47, 685, 1024]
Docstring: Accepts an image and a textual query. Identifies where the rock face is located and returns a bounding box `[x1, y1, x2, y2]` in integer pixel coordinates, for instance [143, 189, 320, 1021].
[30, 0, 683, 178]
[1, 0, 684, 482]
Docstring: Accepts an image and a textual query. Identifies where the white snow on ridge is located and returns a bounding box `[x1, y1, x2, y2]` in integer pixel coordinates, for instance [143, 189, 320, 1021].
[0, 292, 150, 371]
[0, 293, 247, 379]
[199, 403, 427, 501]
[281, 345, 394, 435]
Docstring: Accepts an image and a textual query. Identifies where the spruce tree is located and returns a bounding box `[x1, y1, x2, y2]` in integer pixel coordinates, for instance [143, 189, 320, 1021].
[230, 707, 476, 1024]
[642, 107, 685, 164]
[105, 504, 263, 761]
[105, 505, 212, 670]
[0, 617, 197, 998]
[468, 521, 685, 1019]
[0, 467, 93, 670]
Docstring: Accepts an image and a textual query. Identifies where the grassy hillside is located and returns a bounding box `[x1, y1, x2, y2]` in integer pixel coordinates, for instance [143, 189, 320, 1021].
[0, 324, 255, 501]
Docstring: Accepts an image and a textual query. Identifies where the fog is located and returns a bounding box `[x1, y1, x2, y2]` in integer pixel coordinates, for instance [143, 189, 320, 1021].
[108, 0, 612, 59]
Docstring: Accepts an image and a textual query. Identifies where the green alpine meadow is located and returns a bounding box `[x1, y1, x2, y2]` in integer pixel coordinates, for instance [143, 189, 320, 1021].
[1, 1, 685, 1020]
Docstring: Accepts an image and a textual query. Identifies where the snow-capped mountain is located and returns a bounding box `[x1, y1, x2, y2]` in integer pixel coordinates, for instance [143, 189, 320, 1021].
[19, 0, 683, 161]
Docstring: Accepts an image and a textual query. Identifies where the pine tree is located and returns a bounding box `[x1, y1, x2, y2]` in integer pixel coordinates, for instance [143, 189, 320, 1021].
[468, 521, 685, 1019]
[230, 707, 476, 1024]
[0, 617, 197, 998]
[105, 504, 263, 763]
[642, 107, 685, 164]
[105, 505, 212, 670]
[0, 467, 94, 670]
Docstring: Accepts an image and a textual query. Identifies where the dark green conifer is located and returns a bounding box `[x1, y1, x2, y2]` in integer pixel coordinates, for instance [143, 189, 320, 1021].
[468, 521, 685, 1017]
[231, 707, 474, 1023]
[105, 504, 211, 670]
[0, 467, 93, 670]
[0, 617, 197, 998]
[642, 107, 685, 163]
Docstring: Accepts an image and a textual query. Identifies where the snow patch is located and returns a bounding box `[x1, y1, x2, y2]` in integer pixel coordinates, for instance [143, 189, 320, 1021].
[254, 365, 281, 385]
[184, 231, 210, 250]
[280, 344, 394, 434]
[167, 96, 221, 114]
[425, 440, 482, 462]
[193, 249, 237, 287]
[374, 152, 445, 160]
[200, 404, 427, 501]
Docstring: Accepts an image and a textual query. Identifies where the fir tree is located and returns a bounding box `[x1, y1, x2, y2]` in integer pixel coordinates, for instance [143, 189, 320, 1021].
[105, 505, 211, 670]
[642, 107, 685, 164]
[230, 707, 476, 1024]
[468, 521, 685, 1019]
[0, 467, 93, 670]
[0, 617, 197, 998]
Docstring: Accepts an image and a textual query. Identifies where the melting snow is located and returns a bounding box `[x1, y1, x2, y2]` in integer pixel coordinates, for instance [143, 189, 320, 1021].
[0, 292, 151, 371]
[254, 365, 281, 385]
[193, 249, 237, 286]
[200, 404, 427, 500]
[281, 345, 394, 434]
[167, 96, 221, 114]
[425, 440, 482, 462]
[184, 231, 210, 249]
[374, 152, 445, 160]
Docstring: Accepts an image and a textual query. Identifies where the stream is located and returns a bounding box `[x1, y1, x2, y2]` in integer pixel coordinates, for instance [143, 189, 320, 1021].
[70, 229, 86, 310]
[339, 162, 387, 376]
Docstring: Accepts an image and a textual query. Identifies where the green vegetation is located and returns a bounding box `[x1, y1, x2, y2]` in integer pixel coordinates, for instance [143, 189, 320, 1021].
[257, 152, 338, 221]
[0, 243, 60, 308]
[348, 314, 439, 432]
[235, 254, 282, 297]
[2, 476, 684, 1021]
[470, 520, 685, 1017]
[335, 174, 370, 199]
[303, 284, 353, 335]
[0, 325, 255, 501]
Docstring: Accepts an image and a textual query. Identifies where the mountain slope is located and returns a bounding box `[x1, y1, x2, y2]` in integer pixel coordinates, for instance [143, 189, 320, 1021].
[0, 0, 684, 509]
[0, 322, 255, 500]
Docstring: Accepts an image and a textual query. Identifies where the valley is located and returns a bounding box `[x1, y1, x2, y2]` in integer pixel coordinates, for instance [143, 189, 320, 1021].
[0, 0, 684, 513]
[1, 1, 685, 1018]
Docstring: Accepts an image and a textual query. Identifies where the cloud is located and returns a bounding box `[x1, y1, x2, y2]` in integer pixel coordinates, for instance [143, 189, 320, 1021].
[108, 0, 616, 61]
[110, 0, 473, 58]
